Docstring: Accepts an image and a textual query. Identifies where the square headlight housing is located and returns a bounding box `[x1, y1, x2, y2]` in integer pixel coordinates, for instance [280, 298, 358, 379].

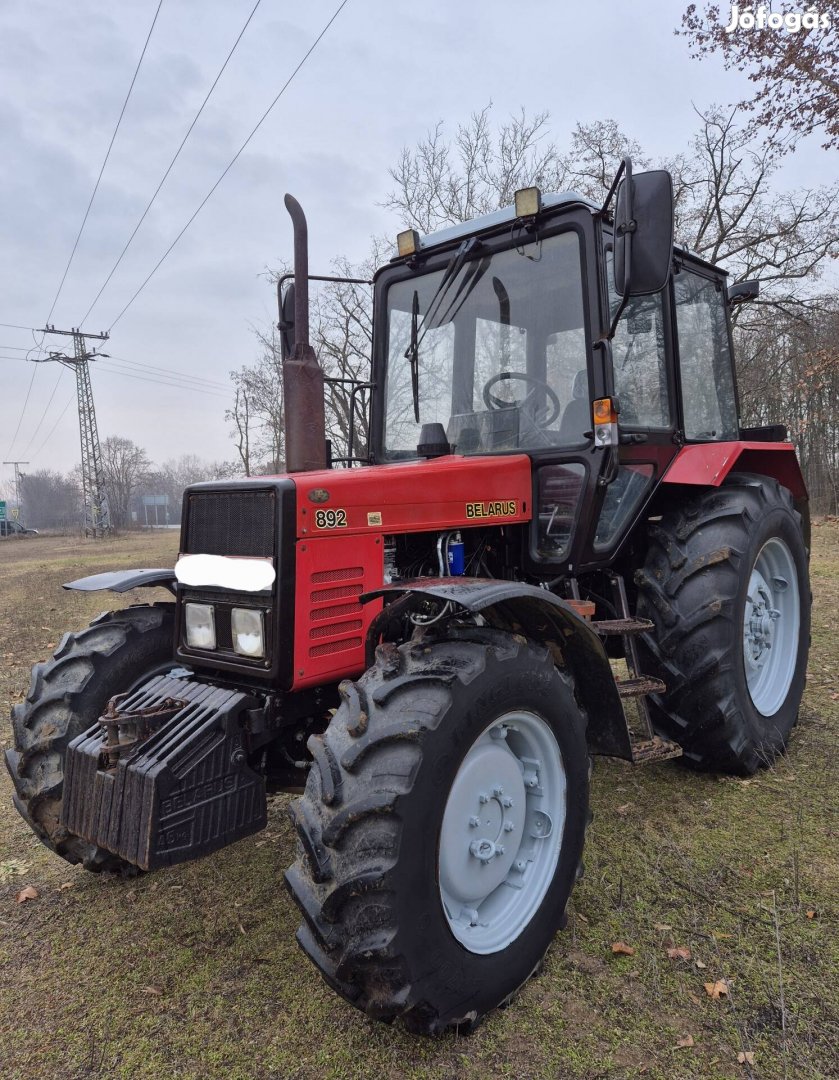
[185, 602, 216, 650]
[231, 607, 265, 658]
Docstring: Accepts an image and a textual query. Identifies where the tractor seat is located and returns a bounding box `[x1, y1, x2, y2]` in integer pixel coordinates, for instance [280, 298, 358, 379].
[557, 370, 590, 442]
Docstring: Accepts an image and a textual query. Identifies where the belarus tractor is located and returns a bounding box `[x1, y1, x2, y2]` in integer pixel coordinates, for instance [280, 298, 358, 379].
[6, 160, 811, 1034]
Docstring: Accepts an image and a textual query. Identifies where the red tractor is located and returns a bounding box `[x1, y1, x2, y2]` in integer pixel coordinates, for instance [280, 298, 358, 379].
[7, 161, 810, 1034]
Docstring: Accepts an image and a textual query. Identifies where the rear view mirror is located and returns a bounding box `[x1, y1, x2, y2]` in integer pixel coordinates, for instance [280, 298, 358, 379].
[279, 282, 295, 360]
[727, 279, 760, 305]
[614, 169, 674, 298]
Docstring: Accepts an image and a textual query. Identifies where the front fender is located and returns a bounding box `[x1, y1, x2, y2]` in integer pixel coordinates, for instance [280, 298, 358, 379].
[63, 568, 177, 595]
[362, 578, 631, 760]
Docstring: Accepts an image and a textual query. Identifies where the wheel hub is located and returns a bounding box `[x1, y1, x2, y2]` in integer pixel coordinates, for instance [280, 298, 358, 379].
[742, 538, 800, 717]
[439, 738, 525, 902]
[438, 712, 567, 954]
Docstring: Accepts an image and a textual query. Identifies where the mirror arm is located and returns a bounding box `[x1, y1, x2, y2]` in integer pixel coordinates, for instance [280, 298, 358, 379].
[599, 155, 631, 218]
[607, 291, 630, 340]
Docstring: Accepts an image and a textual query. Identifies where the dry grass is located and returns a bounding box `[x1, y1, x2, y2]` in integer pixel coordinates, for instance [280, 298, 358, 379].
[0, 525, 837, 1080]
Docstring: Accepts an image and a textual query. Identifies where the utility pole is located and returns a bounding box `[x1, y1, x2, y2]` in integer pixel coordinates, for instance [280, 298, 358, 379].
[32, 326, 111, 537]
[2, 460, 29, 518]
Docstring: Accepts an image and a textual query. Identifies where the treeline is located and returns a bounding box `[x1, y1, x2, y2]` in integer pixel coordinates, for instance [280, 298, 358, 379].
[14, 439, 240, 533]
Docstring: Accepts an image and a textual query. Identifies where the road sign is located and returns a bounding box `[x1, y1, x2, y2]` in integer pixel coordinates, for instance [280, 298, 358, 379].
[11, 507, 19, 520]
[0, 501, 5, 520]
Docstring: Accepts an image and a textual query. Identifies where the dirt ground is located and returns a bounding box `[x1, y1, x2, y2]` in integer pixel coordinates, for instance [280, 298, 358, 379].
[0, 526, 837, 1080]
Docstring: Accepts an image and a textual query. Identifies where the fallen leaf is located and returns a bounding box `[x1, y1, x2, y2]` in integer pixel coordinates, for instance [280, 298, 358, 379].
[667, 946, 692, 961]
[654, 923, 672, 931]
[675, 1034, 695, 1049]
[15, 885, 39, 903]
[58, 881, 75, 891]
[737, 1051, 755, 1065]
[611, 941, 636, 956]
[806, 909, 816, 919]
[616, 803, 632, 816]
[711, 931, 733, 940]
[688, 992, 702, 1005]
[140, 986, 163, 996]
[704, 979, 730, 1000]
[695, 959, 707, 969]
[45, 642, 55, 649]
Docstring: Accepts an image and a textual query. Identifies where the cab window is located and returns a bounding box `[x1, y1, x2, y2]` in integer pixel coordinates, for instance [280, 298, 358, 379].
[674, 269, 738, 440]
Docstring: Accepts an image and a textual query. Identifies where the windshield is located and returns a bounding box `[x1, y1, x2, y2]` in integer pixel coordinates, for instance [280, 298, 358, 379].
[383, 231, 589, 458]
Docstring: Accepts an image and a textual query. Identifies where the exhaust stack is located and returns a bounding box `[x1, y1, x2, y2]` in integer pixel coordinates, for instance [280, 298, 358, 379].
[282, 194, 327, 473]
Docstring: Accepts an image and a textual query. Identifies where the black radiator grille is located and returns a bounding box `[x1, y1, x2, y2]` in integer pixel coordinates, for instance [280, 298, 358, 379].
[184, 490, 276, 557]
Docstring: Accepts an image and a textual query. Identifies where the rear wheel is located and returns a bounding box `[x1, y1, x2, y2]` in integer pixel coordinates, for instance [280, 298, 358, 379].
[5, 604, 175, 871]
[285, 631, 590, 1034]
[635, 475, 810, 773]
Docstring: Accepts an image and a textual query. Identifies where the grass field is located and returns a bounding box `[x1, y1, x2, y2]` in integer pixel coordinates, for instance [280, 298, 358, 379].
[1, 527, 837, 1080]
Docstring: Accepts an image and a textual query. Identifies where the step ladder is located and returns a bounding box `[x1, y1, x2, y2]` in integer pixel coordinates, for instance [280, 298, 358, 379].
[570, 575, 682, 765]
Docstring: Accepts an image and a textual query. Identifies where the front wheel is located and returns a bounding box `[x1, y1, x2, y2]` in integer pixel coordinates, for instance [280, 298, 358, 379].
[5, 604, 176, 872]
[285, 631, 590, 1034]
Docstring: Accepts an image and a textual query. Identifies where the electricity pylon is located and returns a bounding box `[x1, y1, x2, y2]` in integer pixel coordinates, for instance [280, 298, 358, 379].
[34, 326, 111, 537]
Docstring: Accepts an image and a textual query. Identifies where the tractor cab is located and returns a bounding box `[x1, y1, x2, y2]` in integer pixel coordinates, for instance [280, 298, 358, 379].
[282, 162, 745, 577]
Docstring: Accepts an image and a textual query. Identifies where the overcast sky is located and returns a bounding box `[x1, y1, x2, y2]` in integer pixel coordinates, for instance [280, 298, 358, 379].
[1, 0, 835, 482]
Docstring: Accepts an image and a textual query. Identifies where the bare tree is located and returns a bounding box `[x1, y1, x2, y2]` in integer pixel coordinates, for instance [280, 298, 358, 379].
[100, 436, 150, 530]
[229, 386, 251, 476]
[672, 107, 839, 309]
[680, 2, 839, 151]
[227, 328, 285, 474]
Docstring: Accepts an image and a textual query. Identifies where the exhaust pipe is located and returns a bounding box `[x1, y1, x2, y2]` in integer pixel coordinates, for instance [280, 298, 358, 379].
[282, 194, 327, 473]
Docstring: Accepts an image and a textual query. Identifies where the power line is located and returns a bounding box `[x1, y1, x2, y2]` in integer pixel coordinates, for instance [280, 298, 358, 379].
[0, 321, 40, 332]
[94, 362, 229, 397]
[20, 372, 66, 458]
[44, 0, 165, 330]
[32, 395, 76, 460]
[108, 0, 351, 331]
[79, 0, 264, 327]
[107, 353, 230, 390]
[8, 3, 164, 461]
[5, 367, 38, 458]
[0, 344, 34, 351]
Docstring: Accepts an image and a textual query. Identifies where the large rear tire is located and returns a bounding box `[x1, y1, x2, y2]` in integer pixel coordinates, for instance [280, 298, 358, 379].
[5, 604, 175, 872]
[635, 474, 810, 774]
[285, 630, 590, 1034]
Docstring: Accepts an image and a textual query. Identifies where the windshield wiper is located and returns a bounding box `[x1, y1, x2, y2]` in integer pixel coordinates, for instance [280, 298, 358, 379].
[408, 289, 420, 422]
[403, 237, 487, 422]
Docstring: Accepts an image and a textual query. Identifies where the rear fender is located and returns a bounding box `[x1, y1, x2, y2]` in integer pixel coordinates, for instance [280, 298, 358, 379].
[362, 578, 631, 760]
[662, 442, 807, 500]
[63, 568, 177, 595]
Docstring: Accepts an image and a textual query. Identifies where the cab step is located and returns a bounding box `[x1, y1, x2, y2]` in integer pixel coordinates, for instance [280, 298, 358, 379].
[616, 675, 667, 698]
[629, 735, 683, 764]
[593, 617, 653, 636]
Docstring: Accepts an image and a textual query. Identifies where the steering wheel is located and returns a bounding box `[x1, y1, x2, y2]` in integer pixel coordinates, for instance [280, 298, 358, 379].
[482, 371, 561, 428]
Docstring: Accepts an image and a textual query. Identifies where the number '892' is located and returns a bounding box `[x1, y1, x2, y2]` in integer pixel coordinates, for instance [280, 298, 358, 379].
[314, 508, 348, 529]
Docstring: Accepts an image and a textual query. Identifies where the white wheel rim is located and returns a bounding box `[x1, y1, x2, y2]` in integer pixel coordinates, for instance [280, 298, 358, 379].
[438, 710, 567, 955]
[742, 537, 801, 717]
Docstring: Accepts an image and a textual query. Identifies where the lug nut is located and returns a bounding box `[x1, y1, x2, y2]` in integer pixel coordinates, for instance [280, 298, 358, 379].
[501, 796, 513, 808]
[469, 815, 480, 828]
[478, 793, 489, 804]
[504, 821, 515, 832]
[492, 785, 503, 796]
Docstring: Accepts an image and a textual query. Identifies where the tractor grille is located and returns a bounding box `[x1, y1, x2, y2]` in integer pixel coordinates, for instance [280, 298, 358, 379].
[184, 489, 276, 557]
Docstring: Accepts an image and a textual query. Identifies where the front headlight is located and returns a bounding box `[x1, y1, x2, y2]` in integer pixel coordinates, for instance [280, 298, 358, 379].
[232, 607, 265, 658]
[185, 603, 216, 649]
